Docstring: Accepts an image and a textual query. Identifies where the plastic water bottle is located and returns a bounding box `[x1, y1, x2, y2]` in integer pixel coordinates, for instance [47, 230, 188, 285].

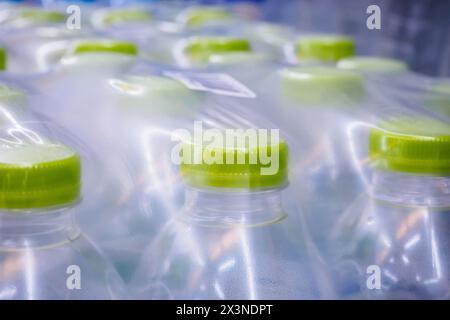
[278, 65, 366, 251]
[33, 38, 139, 146]
[131, 136, 329, 299]
[0, 128, 126, 299]
[83, 74, 204, 282]
[331, 116, 450, 299]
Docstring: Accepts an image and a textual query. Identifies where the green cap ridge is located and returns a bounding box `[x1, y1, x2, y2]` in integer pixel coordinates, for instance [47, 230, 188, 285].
[183, 37, 251, 63]
[71, 39, 138, 56]
[0, 47, 6, 71]
[180, 138, 288, 189]
[295, 35, 355, 62]
[101, 9, 152, 26]
[0, 143, 81, 209]
[178, 7, 232, 27]
[280, 66, 365, 106]
[369, 117, 450, 175]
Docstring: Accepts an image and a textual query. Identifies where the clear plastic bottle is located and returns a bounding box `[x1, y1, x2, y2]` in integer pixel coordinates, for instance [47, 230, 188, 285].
[0, 129, 127, 299]
[278, 66, 366, 251]
[332, 116, 450, 299]
[131, 137, 330, 299]
[82, 74, 204, 282]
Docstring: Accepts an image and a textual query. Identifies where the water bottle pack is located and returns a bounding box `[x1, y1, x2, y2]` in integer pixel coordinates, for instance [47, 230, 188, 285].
[0, 2, 449, 300]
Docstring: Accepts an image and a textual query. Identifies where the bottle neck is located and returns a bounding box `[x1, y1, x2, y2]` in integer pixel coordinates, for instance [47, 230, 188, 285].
[0, 207, 80, 250]
[371, 170, 450, 208]
[183, 187, 287, 227]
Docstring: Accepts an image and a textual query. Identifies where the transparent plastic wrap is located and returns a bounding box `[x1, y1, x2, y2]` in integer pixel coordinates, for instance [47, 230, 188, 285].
[0, 6, 91, 75]
[240, 65, 369, 254]
[0, 40, 143, 284]
[2, 1, 449, 302]
[24, 37, 140, 134]
[0, 79, 29, 125]
[124, 72, 335, 300]
[323, 74, 450, 299]
[175, 5, 237, 32]
[81, 65, 208, 282]
[0, 109, 127, 299]
[116, 15, 289, 68]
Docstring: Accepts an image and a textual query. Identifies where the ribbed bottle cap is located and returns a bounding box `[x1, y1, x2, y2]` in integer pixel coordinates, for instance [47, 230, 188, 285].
[369, 117, 450, 175]
[100, 9, 152, 27]
[337, 56, 408, 74]
[183, 37, 251, 64]
[180, 137, 288, 189]
[0, 143, 81, 209]
[295, 35, 355, 62]
[280, 66, 365, 106]
[177, 7, 232, 27]
[0, 47, 6, 71]
[70, 39, 138, 56]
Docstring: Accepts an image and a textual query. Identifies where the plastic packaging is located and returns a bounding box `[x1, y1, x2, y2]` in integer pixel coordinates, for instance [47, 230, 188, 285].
[331, 116, 450, 299]
[131, 134, 332, 299]
[80, 70, 206, 282]
[0, 120, 127, 299]
[264, 65, 367, 251]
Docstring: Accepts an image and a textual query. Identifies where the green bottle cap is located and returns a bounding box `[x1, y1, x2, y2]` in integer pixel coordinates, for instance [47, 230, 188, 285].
[0, 143, 81, 209]
[0, 47, 6, 71]
[280, 66, 365, 106]
[369, 117, 450, 175]
[424, 83, 450, 117]
[17, 8, 66, 24]
[295, 35, 355, 62]
[337, 56, 408, 74]
[180, 138, 288, 189]
[71, 39, 138, 56]
[183, 37, 251, 64]
[177, 7, 232, 27]
[101, 9, 152, 27]
[110, 75, 202, 116]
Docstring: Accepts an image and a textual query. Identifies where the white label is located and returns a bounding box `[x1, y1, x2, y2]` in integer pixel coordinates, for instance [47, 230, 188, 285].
[163, 71, 256, 98]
